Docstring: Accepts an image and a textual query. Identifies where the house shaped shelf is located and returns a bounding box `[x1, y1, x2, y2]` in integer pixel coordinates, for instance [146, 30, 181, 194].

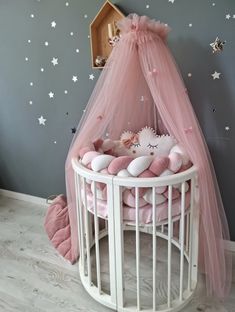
[90, 0, 125, 69]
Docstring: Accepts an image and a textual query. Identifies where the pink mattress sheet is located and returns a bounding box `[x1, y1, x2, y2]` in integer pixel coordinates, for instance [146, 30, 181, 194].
[82, 189, 191, 224]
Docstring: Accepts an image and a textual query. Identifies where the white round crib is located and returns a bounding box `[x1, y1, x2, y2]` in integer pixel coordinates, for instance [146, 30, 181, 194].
[72, 157, 199, 312]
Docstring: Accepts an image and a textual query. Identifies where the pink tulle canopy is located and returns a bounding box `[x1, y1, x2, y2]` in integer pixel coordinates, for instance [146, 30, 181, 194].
[64, 14, 231, 298]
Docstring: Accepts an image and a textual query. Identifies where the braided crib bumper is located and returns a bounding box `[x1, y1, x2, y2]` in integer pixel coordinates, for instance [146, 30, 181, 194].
[72, 157, 199, 312]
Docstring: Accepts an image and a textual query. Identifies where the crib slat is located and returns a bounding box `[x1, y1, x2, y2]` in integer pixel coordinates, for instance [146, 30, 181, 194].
[188, 177, 195, 291]
[167, 185, 172, 308]
[76, 173, 85, 270]
[74, 172, 83, 269]
[83, 177, 91, 285]
[152, 187, 156, 311]
[179, 182, 186, 301]
[186, 213, 190, 253]
[93, 181, 101, 293]
[135, 187, 141, 311]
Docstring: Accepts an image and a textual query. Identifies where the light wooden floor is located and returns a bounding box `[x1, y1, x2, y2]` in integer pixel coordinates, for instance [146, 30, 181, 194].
[0, 196, 234, 312]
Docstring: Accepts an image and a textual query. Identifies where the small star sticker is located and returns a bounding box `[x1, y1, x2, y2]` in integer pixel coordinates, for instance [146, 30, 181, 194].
[54, 141, 57, 144]
[30, 14, 34, 18]
[71, 127, 76, 134]
[212, 2, 215, 6]
[84, 14, 88, 18]
[66, 2, 69, 6]
[64, 90, 68, 94]
[38, 116, 46, 125]
[41, 68, 44, 72]
[72, 76, 78, 82]
[51, 21, 56, 28]
[188, 73, 192, 77]
[189, 23, 192, 27]
[70, 32, 74, 36]
[30, 82, 34, 86]
[51, 57, 58, 66]
[25, 57, 29, 61]
[226, 14, 231, 19]
[44, 41, 49, 46]
[29, 100, 33, 105]
[27, 39, 31, 43]
[89, 74, 95, 80]
[225, 126, 230, 131]
[233, 14, 235, 19]
[168, 0, 175, 3]
[48, 91, 54, 98]
[211, 71, 221, 79]
[76, 49, 80, 53]
[146, 4, 150, 9]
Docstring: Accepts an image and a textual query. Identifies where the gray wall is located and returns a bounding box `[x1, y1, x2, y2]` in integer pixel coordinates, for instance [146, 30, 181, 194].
[0, 0, 235, 238]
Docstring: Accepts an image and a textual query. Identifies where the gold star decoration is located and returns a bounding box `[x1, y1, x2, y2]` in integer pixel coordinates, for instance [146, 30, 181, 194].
[210, 37, 226, 53]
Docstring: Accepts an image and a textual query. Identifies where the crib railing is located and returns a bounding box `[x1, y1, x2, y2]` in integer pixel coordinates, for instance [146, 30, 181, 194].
[72, 157, 199, 312]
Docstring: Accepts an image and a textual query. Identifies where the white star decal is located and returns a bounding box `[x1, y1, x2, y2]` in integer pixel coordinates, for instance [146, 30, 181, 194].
[40, 68, 44, 72]
[44, 41, 49, 46]
[89, 74, 95, 80]
[225, 126, 230, 131]
[48, 92, 54, 98]
[226, 14, 231, 19]
[66, 2, 69, 6]
[64, 90, 68, 94]
[51, 57, 58, 66]
[211, 71, 221, 80]
[146, 4, 150, 9]
[29, 100, 33, 105]
[30, 14, 35, 18]
[72, 76, 78, 82]
[51, 21, 56, 28]
[189, 23, 192, 27]
[76, 49, 80, 53]
[38, 116, 46, 125]
[233, 14, 235, 19]
[168, 0, 175, 3]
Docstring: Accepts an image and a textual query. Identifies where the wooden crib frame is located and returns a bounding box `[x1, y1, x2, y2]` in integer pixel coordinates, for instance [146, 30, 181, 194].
[72, 158, 199, 312]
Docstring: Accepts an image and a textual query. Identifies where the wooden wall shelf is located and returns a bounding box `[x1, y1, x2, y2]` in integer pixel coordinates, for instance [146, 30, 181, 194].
[90, 0, 125, 69]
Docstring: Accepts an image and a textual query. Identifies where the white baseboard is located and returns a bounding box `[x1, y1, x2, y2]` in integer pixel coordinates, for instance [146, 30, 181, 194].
[0, 188, 47, 206]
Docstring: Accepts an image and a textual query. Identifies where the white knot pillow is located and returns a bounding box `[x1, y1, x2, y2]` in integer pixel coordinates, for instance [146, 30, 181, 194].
[91, 155, 115, 172]
[143, 190, 167, 205]
[127, 156, 153, 176]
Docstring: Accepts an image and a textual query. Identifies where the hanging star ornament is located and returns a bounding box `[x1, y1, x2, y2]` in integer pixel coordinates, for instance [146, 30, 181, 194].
[72, 76, 78, 82]
[38, 116, 46, 125]
[210, 37, 226, 53]
[211, 71, 221, 80]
